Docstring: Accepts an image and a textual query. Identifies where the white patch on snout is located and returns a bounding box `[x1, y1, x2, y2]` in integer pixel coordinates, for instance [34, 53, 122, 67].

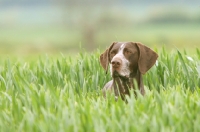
[120, 44, 125, 49]
[110, 43, 130, 77]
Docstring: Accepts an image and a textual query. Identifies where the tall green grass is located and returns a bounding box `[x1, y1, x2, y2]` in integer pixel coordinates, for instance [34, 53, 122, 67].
[145, 48, 200, 92]
[0, 48, 199, 132]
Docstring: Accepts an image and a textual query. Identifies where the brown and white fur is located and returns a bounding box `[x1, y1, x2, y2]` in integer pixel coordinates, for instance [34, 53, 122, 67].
[100, 42, 158, 101]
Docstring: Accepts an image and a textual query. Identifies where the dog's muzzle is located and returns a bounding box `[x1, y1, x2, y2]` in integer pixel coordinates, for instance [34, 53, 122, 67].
[112, 71, 129, 81]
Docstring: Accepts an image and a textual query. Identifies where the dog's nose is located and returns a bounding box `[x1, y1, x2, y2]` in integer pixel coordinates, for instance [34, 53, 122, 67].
[111, 60, 121, 68]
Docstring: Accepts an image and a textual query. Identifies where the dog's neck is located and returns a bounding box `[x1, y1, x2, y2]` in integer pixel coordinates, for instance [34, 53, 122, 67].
[113, 69, 143, 101]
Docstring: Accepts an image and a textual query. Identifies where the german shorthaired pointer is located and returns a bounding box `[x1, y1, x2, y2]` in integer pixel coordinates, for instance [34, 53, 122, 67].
[100, 42, 158, 101]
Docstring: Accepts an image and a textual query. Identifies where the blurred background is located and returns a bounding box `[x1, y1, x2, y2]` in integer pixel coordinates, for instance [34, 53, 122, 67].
[0, 0, 200, 56]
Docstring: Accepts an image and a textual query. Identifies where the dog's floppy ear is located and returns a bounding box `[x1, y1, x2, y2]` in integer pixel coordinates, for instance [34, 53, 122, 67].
[100, 42, 116, 74]
[136, 43, 158, 74]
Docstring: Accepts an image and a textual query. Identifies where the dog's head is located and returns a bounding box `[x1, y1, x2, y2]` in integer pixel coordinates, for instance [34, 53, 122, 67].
[100, 42, 158, 77]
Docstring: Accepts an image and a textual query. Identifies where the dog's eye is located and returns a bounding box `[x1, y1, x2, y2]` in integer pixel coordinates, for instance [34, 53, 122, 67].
[110, 51, 116, 55]
[125, 50, 132, 54]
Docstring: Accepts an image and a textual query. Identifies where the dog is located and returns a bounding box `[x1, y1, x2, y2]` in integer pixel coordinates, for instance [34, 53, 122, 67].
[100, 42, 158, 101]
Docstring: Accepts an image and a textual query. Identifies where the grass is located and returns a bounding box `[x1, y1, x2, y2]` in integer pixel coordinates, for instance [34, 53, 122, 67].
[0, 48, 200, 132]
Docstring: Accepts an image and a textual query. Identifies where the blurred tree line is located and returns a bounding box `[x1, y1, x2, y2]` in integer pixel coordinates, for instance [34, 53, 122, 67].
[0, 0, 199, 54]
[50, 0, 199, 49]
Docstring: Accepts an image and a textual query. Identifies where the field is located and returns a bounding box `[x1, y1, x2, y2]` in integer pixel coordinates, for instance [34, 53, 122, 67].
[0, 48, 200, 132]
[0, 24, 200, 55]
[1, 2, 200, 131]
